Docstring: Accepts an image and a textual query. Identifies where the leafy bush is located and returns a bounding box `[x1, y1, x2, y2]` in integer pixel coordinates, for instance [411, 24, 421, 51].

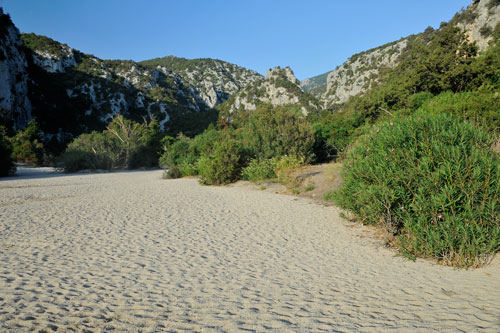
[242, 158, 276, 182]
[128, 145, 158, 169]
[0, 126, 15, 177]
[159, 127, 220, 173]
[334, 113, 500, 267]
[271, 155, 304, 184]
[235, 104, 315, 161]
[197, 137, 243, 185]
[162, 166, 182, 179]
[62, 131, 120, 171]
[11, 120, 46, 165]
[60, 149, 112, 173]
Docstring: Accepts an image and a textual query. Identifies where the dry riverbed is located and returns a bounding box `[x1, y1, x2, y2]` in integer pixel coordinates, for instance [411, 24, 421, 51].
[0, 169, 499, 331]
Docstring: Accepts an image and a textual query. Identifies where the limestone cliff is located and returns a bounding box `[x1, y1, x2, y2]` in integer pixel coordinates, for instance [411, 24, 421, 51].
[0, 9, 31, 129]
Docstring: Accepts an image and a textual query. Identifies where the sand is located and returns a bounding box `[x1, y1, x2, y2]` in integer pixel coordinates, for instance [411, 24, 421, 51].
[0, 169, 499, 332]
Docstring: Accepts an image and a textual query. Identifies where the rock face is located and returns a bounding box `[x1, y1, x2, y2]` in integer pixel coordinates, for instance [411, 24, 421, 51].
[454, 0, 500, 51]
[306, 0, 500, 108]
[31, 46, 77, 73]
[140, 56, 263, 109]
[221, 66, 320, 116]
[0, 10, 31, 129]
[323, 39, 407, 107]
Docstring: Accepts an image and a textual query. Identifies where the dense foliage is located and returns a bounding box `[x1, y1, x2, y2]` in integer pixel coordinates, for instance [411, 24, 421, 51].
[160, 104, 315, 184]
[334, 114, 500, 267]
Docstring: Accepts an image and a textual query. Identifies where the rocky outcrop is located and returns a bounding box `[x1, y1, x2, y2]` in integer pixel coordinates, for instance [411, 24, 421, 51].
[0, 9, 31, 129]
[221, 66, 320, 116]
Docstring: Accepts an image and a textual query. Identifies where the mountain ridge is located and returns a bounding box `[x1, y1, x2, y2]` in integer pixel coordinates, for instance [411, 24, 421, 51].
[301, 0, 500, 108]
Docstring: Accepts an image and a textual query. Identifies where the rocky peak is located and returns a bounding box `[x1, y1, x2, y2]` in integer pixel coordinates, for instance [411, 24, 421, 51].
[265, 66, 300, 85]
[220, 65, 320, 116]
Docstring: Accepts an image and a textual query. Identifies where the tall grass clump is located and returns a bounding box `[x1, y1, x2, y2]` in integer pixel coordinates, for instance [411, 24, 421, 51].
[334, 113, 500, 267]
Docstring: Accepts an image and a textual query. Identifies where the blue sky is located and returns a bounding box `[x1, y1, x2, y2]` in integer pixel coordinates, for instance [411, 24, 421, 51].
[1, 0, 471, 80]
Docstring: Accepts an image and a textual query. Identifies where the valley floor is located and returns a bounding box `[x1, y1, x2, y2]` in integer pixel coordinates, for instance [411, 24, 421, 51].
[0, 169, 499, 331]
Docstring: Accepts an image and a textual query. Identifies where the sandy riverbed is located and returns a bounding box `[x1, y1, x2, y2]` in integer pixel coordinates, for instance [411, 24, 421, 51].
[0, 169, 499, 331]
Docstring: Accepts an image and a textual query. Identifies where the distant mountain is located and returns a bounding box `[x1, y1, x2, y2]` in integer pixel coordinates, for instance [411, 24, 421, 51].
[299, 71, 331, 98]
[219, 66, 321, 117]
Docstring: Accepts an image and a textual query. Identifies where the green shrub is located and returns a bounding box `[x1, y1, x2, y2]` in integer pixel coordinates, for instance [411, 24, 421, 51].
[159, 127, 219, 171]
[305, 184, 315, 192]
[178, 160, 197, 176]
[128, 145, 158, 169]
[11, 120, 46, 165]
[163, 166, 182, 179]
[334, 113, 500, 267]
[197, 138, 243, 185]
[0, 126, 15, 177]
[61, 116, 161, 172]
[271, 155, 304, 184]
[242, 158, 276, 182]
[60, 149, 112, 173]
[62, 131, 121, 172]
[236, 104, 315, 162]
[160, 137, 192, 167]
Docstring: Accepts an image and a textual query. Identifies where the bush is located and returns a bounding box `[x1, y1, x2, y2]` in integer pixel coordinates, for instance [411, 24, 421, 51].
[61, 131, 120, 171]
[271, 155, 304, 184]
[60, 149, 112, 173]
[11, 120, 46, 165]
[242, 158, 276, 182]
[0, 126, 15, 176]
[177, 160, 198, 176]
[163, 166, 182, 179]
[334, 113, 500, 267]
[61, 116, 161, 172]
[128, 145, 158, 169]
[419, 90, 500, 132]
[236, 104, 315, 162]
[197, 138, 243, 185]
